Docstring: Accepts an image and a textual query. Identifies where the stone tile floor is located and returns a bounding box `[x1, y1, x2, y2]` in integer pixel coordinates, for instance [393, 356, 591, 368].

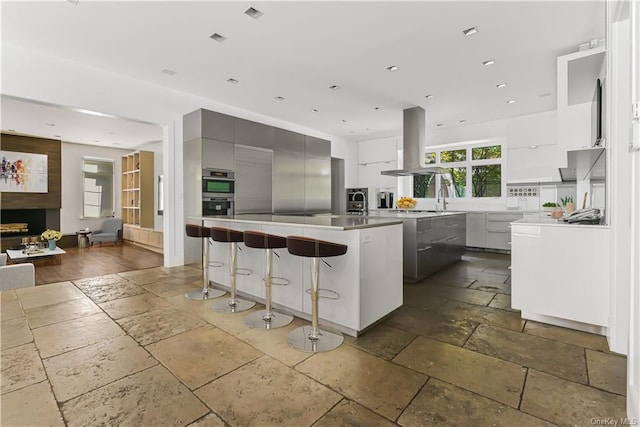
[0, 253, 627, 426]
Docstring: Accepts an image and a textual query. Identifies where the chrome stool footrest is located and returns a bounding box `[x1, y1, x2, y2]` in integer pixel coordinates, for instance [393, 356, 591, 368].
[208, 260, 224, 268]
[265, 276, 290, 286]
[305, 288, 340, 300]
[236, 267, 253, 276]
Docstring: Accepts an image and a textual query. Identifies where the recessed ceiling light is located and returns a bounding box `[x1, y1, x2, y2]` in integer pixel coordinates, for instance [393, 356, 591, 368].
[45, 123, 55, 127]
[425, 94, 434, 99]
[374, 107, 381, 110]
[462, 26, 479, 37]
[210, 33, 227, 42]
[459, 119, 466, 123]
[54, 134, 61, 138]
[387, 65, 399, 72]
[7, 128, 15, 132]
[274, 96, 285, 101]
[311, 109, 319, 113]
[113, 142, 122, 146]
[341, 119, 347, 123]
[227, 78, 239, 84]
[482, 59, 495, 67]
[244, 7, 264, 19]
[529, 145, 538, 149]
[496, 83, 507, 88]
[436, 124, 443, 127]
[161, 69, 176, 75]
[507, 99, 516, 104]
[539, 92, 552, 98]
[329, 85, 340, 90]
[93, 140, 100, 143]
[349, 131, 356, 134]
[365, 128, 371, 131]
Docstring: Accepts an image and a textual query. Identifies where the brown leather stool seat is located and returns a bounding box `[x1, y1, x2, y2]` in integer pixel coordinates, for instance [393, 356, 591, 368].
[286, 236, 348, 258]
[211, 227, 244, 243]
[243, 231, 287, 250]
[210, 227, 256, 313]
[242, 231, 293, 329]
[184, 224, 225, 300]
[285, 236, 347, 353]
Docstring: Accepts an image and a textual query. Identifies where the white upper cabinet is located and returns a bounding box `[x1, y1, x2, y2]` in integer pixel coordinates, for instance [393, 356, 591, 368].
[556, 47, 606, 166]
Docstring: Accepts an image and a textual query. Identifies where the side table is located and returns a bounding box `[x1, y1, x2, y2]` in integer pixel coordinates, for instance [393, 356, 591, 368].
[76, 230, 92, 248]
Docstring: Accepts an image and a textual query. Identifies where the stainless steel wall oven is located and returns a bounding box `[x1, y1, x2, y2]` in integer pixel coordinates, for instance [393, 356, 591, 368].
[202, 168, 234, 217]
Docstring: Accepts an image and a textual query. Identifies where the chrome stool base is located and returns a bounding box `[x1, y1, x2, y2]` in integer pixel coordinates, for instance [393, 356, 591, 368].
[245, 309, 293, 329]
[185, 288, 226, 300]
[287, 325, 344, 353]
[212, 298, 255, 313]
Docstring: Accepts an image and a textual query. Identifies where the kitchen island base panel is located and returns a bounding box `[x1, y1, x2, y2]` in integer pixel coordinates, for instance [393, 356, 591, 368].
[522, 312, 607, 336]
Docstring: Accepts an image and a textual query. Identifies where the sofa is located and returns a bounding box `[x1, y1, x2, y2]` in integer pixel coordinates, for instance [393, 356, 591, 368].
[0, 253, 35, 291]
[90, 218, 123, 246]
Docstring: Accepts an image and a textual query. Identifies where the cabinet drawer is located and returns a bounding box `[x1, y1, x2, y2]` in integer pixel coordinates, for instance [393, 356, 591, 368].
[486, 231, 510, 250]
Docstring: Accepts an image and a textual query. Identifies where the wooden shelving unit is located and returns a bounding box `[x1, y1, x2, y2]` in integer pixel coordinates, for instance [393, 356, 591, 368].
[121, 150, 154, 228]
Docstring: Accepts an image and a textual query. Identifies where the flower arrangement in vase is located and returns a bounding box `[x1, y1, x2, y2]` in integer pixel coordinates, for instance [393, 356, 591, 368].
[41, 229, 63, 250]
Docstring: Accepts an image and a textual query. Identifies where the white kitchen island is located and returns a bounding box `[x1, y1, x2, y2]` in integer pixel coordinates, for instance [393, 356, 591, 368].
[190, 214, 404, 336]
[511, 213, 609, 335]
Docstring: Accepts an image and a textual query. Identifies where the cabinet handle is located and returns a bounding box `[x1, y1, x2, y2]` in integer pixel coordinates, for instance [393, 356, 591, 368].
[417, 246, 433, 252]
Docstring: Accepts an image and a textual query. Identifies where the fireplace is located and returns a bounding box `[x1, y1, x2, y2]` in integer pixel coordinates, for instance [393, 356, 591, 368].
[0, 209, 47, 238]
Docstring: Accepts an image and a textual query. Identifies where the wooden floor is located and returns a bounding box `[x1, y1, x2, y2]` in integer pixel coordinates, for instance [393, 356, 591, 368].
[32, 243, 164, 285]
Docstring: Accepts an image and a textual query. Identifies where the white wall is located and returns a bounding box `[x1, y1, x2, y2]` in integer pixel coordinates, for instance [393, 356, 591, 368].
[60, 142, 129, 234]
[2, 43, 356, 266]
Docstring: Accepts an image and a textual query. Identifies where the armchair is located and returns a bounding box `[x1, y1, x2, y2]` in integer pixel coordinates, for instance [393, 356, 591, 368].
[0, 253, 35, 291]
[90, 218, 123, 246]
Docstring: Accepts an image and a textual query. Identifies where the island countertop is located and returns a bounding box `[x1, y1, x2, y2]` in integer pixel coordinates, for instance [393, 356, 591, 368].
[191, 214, 402, 230]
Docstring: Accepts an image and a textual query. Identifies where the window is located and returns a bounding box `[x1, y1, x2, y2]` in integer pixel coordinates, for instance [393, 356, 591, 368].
[83, 158, 114, 218]
[413, 142, 503, 199]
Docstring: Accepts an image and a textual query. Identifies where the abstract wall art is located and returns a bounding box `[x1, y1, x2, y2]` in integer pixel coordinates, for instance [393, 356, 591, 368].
[0, 151, 48, 193]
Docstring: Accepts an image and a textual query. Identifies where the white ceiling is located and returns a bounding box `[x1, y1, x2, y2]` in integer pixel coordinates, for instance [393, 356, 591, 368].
[0, 1, 605, 147]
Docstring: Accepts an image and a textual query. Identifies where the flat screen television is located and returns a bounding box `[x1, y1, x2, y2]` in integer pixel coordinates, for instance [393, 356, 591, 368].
[591, 78, 603, 147]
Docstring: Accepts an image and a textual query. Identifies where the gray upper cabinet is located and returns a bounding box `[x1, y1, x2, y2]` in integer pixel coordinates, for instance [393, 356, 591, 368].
[201, 110, 235, 143]
[305, 136, 330, 158]
[202, 138, 235, 170]
[273, 128, 304, 153]
[235, 119, 274, 150]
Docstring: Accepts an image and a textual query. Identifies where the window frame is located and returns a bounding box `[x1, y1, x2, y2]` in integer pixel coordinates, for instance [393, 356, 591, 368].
[82, 157, 115, 219]
[417, 139, 505, 200]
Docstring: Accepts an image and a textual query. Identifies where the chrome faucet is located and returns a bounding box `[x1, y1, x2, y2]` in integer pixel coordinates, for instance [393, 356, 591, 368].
[353, 191, 368, 215]
[437, 188, 448, 211]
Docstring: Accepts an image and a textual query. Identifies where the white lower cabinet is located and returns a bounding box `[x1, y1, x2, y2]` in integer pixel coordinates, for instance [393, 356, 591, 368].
[511, 223, 609, 332]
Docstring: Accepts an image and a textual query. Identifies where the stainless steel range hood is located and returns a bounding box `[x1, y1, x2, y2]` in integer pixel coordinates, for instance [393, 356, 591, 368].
[381, 106, 445, 176]
[558, 147, 606, 182]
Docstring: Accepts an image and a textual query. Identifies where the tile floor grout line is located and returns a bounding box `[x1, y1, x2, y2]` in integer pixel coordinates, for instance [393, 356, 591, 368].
[517, 367, 529, 410]
[394, 375, 432, 424]
[460, 321, 481, 348]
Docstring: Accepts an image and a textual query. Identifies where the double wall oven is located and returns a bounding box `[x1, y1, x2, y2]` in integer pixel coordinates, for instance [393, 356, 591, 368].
[202, 168, 234, 217]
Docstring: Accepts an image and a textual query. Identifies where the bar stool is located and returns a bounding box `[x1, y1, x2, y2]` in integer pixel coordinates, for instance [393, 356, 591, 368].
[242, 231, 294, 329]
[285, 236, 348, 352]
[210, 227, 256, 313]
[185, 224, 226, 300]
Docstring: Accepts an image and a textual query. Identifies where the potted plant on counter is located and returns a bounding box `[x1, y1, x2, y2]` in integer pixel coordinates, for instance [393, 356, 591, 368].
[561, 196, 576, 213]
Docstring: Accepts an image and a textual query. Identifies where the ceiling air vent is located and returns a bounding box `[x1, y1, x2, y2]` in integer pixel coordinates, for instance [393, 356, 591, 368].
[210, 33, 226, 42]
[244, 7, 264, 19]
